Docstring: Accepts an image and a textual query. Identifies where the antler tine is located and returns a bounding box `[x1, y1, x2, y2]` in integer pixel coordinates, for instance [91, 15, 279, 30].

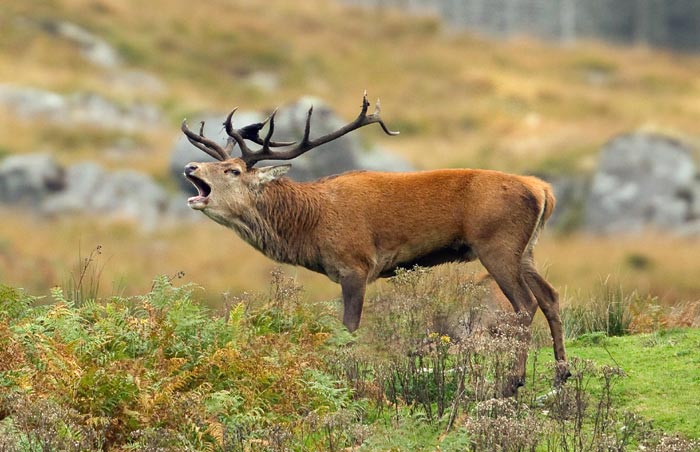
[223, 108, 253, 160]
[300, 106, 314, 146]
[371, 97, 399, 137]
[181, 119, 229, 161]
[261, 109, 277, 149]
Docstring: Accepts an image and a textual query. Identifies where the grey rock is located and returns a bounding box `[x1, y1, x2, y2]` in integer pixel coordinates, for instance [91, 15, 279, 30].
[584, 132, 697, 233]
[268, 96, 412, 179]
[92, 170, 170, 230]
[41, 162, 107, 215]
[0, 153, 196, 230]
[545, 175, 590, 231]
[0, 84, 162, 132]
[0, 153, 65, 206]
[42, 162, 171, 230]
[258, 96, 360, 181]
[682, 175, 700, 221]
[63, 92, 161, 131]
[43, 20, 122, 69]
[675, 219, 700, 237]
[0, 85, 67, 119]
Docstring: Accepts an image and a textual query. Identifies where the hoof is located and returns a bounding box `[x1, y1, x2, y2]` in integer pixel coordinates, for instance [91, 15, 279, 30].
[503, 375, 526, 397]
[554, 361, 571, 387]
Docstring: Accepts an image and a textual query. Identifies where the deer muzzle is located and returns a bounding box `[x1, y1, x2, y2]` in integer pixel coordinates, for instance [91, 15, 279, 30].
[184, 163, 211, 210]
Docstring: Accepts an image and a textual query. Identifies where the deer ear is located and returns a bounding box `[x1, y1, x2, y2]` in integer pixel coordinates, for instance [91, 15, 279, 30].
[256, 164, 291, 184]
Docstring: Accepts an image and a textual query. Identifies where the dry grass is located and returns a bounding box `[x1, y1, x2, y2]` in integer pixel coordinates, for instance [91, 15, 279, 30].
[538, 233, 700, 305]
[0, 210, 339, 306]
[2, 209, 699, 331]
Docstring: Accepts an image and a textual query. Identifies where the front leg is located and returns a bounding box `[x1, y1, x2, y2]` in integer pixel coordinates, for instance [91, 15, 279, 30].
[340, 273, 368, 332]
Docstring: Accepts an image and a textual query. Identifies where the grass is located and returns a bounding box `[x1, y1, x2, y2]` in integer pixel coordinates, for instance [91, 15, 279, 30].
[559, 328, 700, 438]
[1, 267, 699, 451]
[2, 211, 700, 329]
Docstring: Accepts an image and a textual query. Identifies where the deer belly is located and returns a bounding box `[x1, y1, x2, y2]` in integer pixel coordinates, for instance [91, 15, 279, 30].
[376, 242, 477, 278]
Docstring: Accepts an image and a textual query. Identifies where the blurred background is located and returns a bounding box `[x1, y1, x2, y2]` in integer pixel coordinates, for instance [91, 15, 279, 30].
[1, 0, 700, 318]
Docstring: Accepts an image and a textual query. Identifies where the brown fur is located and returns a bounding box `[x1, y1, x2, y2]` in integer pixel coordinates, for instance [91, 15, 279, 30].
[184, 158, 569, 394]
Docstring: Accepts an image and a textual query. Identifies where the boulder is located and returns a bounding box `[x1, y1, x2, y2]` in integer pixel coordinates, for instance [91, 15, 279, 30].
[42, 20, 122, 69]
[584, 132, 697, 233]
[0, 85, 67, 120]
[0, 84, 162, 132]
[42, 162, 171, 230]
[0, 153, 195, 230]
[269, 96, 366, 181]
[0, 153, 65, 206]
[41, 162, 105, 215]
[545, 175, 589, 232]
[268, 96, 413, 180]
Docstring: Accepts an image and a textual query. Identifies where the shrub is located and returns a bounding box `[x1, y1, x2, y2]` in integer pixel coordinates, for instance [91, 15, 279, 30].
[0, 271, 361, 451]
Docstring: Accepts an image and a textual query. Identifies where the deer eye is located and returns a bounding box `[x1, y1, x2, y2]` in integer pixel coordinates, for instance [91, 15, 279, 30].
[225, 168, 241, 176]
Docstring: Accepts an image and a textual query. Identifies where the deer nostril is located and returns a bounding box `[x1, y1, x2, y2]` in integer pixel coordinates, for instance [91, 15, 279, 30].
[184, 164, 198, 175]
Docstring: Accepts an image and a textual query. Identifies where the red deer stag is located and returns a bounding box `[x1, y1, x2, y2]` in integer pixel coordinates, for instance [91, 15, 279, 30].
[181, 93, 569, 393]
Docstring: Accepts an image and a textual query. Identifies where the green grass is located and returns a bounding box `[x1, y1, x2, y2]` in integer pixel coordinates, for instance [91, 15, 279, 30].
[561, 328, 700, 438]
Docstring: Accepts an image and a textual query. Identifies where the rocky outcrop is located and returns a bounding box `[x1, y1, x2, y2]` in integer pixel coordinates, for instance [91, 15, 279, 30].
[0, 154, 197, 230]
[42, 20, 122, 69]
[584, 132, 700, 234]
[1, 94, 414, 229]
[0, 85, 162, 132]
[0, 154, 65, 206]
[42, 163, 183, 230]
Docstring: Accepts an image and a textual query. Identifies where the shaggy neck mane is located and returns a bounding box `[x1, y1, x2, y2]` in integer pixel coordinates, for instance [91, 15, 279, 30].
[239, 178, 323, 266]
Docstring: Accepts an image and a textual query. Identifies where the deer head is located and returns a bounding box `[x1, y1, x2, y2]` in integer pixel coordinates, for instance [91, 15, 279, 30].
[181, 92, 398, 217]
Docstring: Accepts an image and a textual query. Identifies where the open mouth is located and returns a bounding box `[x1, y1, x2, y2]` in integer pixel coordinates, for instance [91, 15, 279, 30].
[185, 174, 211, 207]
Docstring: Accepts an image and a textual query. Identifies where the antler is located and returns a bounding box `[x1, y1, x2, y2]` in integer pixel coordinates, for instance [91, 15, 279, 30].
[181, 119, 230, 161]
[182, 91, 399, 167]
[181, 110, 300, 162]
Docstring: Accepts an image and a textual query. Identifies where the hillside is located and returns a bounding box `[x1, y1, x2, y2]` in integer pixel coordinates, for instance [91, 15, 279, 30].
[1, 0, 700, 316]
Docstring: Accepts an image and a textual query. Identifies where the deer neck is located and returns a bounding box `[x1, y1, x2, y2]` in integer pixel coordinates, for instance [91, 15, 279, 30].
[228, 179, 322, 265]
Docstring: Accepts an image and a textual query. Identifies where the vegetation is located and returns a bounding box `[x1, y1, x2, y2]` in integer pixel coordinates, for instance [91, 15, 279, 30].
[1, 266, 699, 451]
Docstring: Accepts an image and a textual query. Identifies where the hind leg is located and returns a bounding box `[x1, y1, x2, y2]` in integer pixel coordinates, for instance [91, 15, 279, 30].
[476, 246, 538, 396]
[522, 256, 570, 385]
